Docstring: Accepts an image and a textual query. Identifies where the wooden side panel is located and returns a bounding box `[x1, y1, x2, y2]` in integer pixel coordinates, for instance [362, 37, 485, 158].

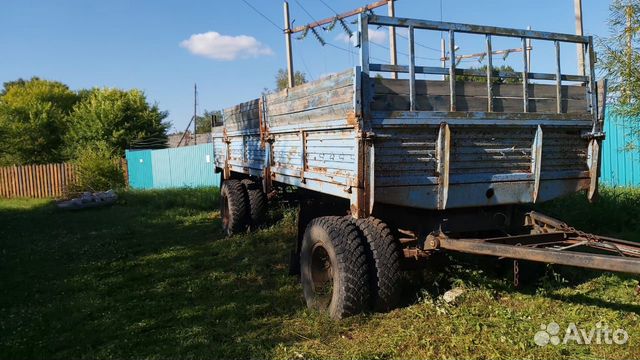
[542, 128, 590, 172]
[272, 132, 303, 172]
[212, 68, 359, 195]
[371, 78, 589, 114]
[265, 69, 355, 130]
[223, 99, 260, 133]
[449, 127, 535, 175]
[374, 127, 438, 187]
[305, 129, 357, 182]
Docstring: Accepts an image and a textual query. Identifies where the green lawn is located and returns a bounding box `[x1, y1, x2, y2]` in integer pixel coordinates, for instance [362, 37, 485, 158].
[1, 187, 640, 359]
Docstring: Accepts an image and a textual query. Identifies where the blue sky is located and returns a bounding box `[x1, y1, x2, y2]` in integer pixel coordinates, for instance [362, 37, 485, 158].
[0, 0, 611, 133]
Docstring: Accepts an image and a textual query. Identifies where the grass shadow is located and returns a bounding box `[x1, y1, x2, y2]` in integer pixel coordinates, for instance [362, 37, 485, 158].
[0, 187, 307, 359]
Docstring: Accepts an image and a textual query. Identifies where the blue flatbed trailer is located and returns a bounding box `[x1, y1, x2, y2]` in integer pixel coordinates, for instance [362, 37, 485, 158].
[212, 14, 640, 319]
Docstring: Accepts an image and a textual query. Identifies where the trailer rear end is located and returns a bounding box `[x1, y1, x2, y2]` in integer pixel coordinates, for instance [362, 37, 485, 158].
[212, 14, 639, 319]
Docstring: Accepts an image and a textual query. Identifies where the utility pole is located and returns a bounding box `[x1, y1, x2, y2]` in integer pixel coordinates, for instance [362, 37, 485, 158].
[574, 0, 585, 76]
[193, 83, 198, 145]
[387, 0, 398, 79]
[440, 37, 446, 80]
[283, 1, 294, 88]
[527, 26, 532, 70]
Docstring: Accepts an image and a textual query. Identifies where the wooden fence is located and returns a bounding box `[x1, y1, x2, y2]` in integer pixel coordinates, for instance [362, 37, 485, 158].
[0, 163, 79, 198]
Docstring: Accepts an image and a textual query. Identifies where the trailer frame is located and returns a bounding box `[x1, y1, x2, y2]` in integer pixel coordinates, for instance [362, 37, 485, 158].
[211, 13, 638, 318]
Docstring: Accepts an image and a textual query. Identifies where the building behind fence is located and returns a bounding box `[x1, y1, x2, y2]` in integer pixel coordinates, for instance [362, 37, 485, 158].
[125, 143, 219, 190]
[601, 110, 640, 187]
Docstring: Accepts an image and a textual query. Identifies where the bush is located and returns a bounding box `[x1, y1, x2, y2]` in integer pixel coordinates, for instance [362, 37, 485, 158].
[72, 142, 125, 193]
[65, 88, 169, 158]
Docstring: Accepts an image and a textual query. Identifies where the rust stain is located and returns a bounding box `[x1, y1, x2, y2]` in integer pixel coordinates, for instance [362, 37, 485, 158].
[346, 111, 358, 127]
[309, 166, 328, 174]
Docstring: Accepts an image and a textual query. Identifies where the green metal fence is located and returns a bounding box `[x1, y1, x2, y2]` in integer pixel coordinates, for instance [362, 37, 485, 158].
[125, 144, 219, 189]
[602, 110, 640, 187]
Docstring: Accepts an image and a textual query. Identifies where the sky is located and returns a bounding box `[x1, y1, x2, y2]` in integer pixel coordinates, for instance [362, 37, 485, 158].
[0, 0, 612, 133]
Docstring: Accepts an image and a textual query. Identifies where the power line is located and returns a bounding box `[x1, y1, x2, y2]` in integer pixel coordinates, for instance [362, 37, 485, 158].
[370, 40, 441, 61]
[325, 42, 387, 63]
[298, 49, 315, 81]
[293, 0, 320, 24]
[318, 0, 339, 14]
[396, 32, 441, 53]
[293, 1, 357, 65]
[240, 0, 283, 31]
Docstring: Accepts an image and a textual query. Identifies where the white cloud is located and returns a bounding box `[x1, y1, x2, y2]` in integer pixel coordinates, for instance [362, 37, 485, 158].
[335, 28, 388, 45]
[180, 31, 273, 61]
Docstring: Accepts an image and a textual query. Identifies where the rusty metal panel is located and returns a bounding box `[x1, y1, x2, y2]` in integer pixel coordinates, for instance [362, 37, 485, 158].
[373, 127, 438, 187]
[212, 69, 359, 201]
[371, 110, 593, 210]
[212, 129, 226, 168]
[272, 132, 303, 172]
[305, 129, 357, 184]
[449, 126, 535, 175]
[245, 136, 265, 166]
[222, 99, 260, 133]
[265, 69, 354, 131]
[541, 128, 590, 172]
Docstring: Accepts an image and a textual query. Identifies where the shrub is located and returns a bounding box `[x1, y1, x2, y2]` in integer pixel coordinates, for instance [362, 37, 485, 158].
[71, 142, 125, 193]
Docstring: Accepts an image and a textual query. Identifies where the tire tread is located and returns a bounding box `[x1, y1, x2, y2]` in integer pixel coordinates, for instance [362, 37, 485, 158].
[353, 217, 402, 312]
[221, 179, 247, 235]
[302, 216, 369, 318]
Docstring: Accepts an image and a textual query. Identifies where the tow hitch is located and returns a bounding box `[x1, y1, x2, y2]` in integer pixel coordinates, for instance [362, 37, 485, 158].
[427, 211, 640, 276]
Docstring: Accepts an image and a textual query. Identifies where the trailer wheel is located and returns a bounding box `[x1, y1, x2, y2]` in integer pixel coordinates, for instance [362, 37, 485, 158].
[300, 216, 369, 319]
[241, 179, 267, 228]
[220, 179, 248, 236]
[353, 217, 402, 312]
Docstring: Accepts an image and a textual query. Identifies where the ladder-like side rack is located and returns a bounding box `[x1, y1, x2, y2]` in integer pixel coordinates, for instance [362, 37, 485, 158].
[357, 14, 597, 118]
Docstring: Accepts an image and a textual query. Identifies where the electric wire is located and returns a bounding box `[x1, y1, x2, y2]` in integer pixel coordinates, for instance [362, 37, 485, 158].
[293, 0, 320, 24]
[318, 0, 339, 15]
[240, 0, 283, 31]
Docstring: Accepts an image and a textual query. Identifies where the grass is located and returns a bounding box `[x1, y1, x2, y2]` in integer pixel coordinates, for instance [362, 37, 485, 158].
[1, 187, 639, 359]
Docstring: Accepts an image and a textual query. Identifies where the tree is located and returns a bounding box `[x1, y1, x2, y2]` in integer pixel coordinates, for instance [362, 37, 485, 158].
[195, 109, 221, 134]
[598, 0, 640, 119]
[454, 65, 521, 84]
[65, 88, 170, 157]
[72, 141, 126, 192]
[275, 69, 307, 91]
[0, 78, 80, 165]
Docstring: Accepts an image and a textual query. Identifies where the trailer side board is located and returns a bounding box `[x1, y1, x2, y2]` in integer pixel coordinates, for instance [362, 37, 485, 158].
[213, 14, 602, 215]
[214, 69, 359, 199]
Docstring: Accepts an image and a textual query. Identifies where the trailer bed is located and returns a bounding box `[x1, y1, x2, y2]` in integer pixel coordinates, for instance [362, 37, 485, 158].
[213, 14, 604, 218]
[210, 12, 640, 320]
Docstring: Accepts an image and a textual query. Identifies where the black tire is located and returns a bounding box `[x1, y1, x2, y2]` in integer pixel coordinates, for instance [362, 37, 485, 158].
[300, 216, 369, 319]
[353, 217, 402, 312]
[220, 179, 248, 236]
[241, 179, 267, 228]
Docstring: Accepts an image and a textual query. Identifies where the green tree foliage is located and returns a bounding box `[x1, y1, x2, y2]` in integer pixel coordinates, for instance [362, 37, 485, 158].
[454, 65, 521, 84]
[195, 109, 221, 134]
[275, 69, 307, 91]
[72, 141, 125, 192]
[598, 0, 640, 119]
[0, 78, 80, 165]
[66, 88, 169, 157]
